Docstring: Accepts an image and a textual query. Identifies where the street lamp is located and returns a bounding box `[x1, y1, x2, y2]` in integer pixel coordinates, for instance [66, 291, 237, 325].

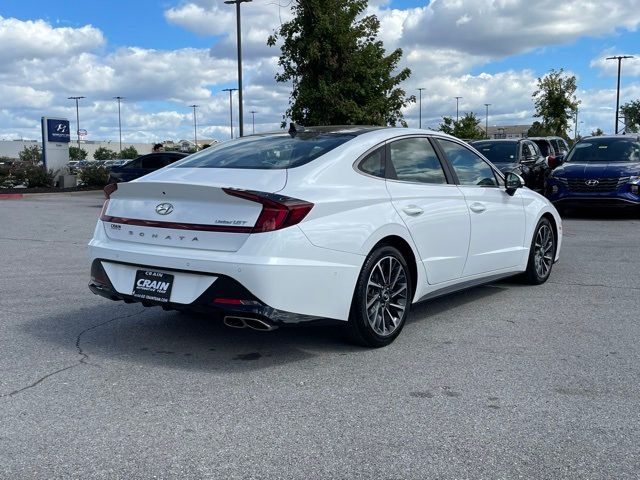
[222, 88, 238, 139]
[224, 0, 252, 138]
[67, 96, 85, 151]
[417, 88, 425, 129]
[606, 55, 634, 134]
[114, 96, 124, 153]
[454, 96, 462, 123]
[484, 103, 491, 139]
[188, 105, 199, 150]
[250, 110, 257, 134]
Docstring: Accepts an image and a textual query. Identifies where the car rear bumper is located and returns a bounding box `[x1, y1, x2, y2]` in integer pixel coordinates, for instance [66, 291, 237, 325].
[88, 221, 364, 322]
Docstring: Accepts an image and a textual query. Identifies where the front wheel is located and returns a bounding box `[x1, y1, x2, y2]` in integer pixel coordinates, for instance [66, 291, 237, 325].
[347, 245, 412, 348]
[523, 217, 556, 285]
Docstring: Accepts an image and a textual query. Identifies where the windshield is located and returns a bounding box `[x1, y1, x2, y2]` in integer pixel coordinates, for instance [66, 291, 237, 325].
[472, 142, 518, 163]
[174, 132, 355, 169]
[566, 137, 640, 163]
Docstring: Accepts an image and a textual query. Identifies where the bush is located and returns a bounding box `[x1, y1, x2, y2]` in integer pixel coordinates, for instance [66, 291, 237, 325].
[79, 164, 109, 186]
[94, 147, 118, 161]
[119, 146, 138, 159]
[19, 145, 42, 164]
[69, 146, 88, 161]
[8, 163, 55, 188]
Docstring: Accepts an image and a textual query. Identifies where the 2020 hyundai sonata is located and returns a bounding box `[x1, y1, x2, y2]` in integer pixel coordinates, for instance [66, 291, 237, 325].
[88, 126, 562, 347]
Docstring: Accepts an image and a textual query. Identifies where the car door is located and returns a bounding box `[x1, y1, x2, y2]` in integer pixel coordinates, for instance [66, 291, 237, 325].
[434, 137, 527, 277]
[384, 136, 470, 285]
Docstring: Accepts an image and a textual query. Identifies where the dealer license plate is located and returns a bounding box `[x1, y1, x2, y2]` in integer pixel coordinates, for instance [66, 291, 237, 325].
[132, 270, 174, 303]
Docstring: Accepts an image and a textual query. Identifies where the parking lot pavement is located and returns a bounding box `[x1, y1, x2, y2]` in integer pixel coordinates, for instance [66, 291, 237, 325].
[1, 192, 639, 479]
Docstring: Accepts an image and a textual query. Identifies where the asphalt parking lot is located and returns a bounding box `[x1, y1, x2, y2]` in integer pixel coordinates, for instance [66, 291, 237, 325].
[1, 191, 639, 479]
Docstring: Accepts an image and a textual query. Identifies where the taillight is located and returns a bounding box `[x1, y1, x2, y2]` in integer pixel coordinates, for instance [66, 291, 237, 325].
[104, 182, 117, 199]
[100, 183, 118, 218]
[223, 188, 314, 233]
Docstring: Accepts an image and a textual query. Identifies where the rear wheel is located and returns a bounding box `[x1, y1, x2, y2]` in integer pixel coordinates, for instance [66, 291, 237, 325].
[347, 245, 412, 347]
[523, 217, 555, 285]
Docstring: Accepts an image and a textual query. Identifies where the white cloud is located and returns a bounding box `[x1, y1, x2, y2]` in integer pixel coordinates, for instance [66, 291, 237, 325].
[590, 50, 640, 77]
[0, 15, 104, 63]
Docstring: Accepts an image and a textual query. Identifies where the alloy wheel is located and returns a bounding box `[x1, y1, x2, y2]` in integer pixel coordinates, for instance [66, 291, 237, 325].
[365, 256, 408, 337]
[534, 224, 554, 278]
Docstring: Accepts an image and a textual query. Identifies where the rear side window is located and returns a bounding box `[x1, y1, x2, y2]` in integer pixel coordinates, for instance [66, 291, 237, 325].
[358, 147, 385, 178]
[437, 138, 498, 187]
[387, 137, 447, 184]
[175, 133, 354, 169]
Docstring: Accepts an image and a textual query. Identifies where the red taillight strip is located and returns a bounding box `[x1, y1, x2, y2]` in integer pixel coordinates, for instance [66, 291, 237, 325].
[100, 214, 254, 233]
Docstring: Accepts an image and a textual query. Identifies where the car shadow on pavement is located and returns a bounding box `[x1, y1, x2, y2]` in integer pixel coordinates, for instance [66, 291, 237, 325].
[22, 283, 508, 373]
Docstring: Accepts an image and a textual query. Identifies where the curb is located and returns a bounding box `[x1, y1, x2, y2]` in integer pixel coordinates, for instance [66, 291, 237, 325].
[0, 193, 23, 200]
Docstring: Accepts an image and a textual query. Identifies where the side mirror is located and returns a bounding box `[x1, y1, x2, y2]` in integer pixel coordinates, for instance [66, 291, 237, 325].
[505, 172, 524, 196]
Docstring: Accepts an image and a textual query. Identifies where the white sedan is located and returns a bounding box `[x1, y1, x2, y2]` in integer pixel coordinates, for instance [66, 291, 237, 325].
[89, 127, 561, 347]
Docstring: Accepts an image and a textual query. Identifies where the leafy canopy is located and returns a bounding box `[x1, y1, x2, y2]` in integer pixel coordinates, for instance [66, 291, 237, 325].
[19, 145, 41, 164]
[620, 100, 640, 133]
[438, 113, 484, 140]
[119, 145, 139, 159]
[93, 147, 117, 161]
[267, 0, 414, 127]
[69, 146, 88, 161]
[532, 68, 580, 138]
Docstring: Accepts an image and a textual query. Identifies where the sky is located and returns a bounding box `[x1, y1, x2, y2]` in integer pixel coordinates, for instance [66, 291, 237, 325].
[1, 0, 640, 144]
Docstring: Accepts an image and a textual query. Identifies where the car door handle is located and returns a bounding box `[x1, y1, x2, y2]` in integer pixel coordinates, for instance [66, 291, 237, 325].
[402, 205, 424, 216]
[469, 202, 486, 213]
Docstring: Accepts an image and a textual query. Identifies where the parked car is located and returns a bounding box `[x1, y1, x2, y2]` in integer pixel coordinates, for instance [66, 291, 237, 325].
[469, 138, 550, 191]
[547, 136, 570, 158]
[546, 134, 640, 210]
[529, 137, 562, 169]
[68, 160, 79, 173]
[107, 152, 188, 183]
[89, 126, 562, 347]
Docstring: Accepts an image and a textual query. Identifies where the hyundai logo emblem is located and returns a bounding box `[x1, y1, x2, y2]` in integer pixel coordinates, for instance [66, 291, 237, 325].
[155, 203, 174, 215]
[585, 179, 599, 186]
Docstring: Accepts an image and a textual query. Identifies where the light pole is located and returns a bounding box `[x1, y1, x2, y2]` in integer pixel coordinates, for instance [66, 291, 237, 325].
[67, 96, 85, 151]
[114, 96, 124, 153]
[222, 88, 237, 139]
[189, 105, 199, 150]
[250, 110, 257, 134]
[606, 55, 634, 134]
[454, 96, 463, 123]
[224, 0, 252, 138]
[484, 103, 491, 138]
[417, 88, 425, 129]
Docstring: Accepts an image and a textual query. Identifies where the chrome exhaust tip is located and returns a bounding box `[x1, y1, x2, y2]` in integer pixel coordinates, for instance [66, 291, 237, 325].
[223, 316, 247, 329]
[244, 318, 278, 332]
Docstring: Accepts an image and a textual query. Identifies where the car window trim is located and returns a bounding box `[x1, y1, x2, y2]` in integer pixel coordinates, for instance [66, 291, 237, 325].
[352, 142, 387, 181]
[383, 134, 455, 186]
[432, 136, 504, 188]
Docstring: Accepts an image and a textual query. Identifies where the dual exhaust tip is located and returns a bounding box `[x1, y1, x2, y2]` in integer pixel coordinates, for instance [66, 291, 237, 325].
[223, 316, 278, 332]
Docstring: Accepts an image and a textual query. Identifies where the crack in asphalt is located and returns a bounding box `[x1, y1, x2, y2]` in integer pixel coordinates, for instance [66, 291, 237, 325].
[0, 308, 146, 399]
[548, 281, 640, 291]
[0, 236, 84, 245]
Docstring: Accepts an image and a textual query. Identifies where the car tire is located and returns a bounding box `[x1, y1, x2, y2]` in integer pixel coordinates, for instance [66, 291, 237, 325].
[522, 217, 556, 285]
[347, 245, 412, 348]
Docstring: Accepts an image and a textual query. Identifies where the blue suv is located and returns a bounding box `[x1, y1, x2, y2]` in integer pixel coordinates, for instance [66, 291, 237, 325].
[546, 135, 640, 210]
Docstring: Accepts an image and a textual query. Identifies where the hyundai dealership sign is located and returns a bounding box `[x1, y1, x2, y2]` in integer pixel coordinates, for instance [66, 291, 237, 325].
[41, 117, 70, 173]
[46, 119, 71, 143]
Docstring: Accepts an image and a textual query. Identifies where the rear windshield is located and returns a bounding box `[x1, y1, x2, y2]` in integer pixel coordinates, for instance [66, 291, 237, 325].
[174, 132, 355, 169]
[472, 142, 518, 163]
[566, 137, 640, 163]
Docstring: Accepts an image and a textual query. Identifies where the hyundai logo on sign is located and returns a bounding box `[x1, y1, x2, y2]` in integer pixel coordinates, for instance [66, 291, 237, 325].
[47, 119, 71, 143]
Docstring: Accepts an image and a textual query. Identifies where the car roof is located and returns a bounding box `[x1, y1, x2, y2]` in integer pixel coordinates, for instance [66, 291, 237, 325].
[579, 134, 640, 142]
[470, 139, 521, 143]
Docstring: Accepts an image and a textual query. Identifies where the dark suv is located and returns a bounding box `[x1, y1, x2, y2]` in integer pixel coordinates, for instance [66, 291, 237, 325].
[469, 138, 550, 191]
[107, 152, 188, 183]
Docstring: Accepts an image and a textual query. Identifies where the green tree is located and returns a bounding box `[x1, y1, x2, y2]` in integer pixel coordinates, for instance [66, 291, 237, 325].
[119, 145, 139, 159]
[620, 100, 640, 133]
[19, 145, 41, 164]
[69, 146, 88, 161]
[591, 128, 604, 136]
[532, 68, 580, 138]
[93, 147, 117, 161]
[527, 121, 553, 137]
[438, 113, 483, 139]
[267, 0, 414, 127]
